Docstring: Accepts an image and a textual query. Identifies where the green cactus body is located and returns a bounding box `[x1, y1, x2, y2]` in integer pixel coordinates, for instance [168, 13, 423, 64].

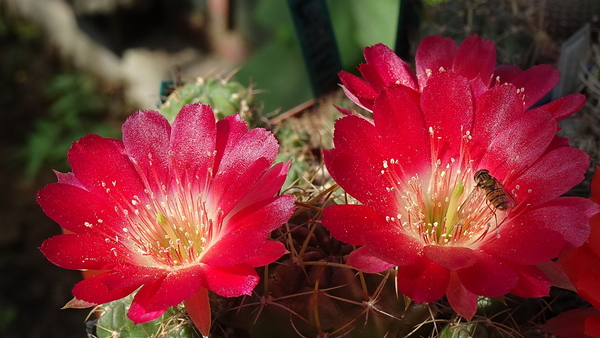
[439, 322, 489, 338]
[272, 94, 341, 191]
[159, 77, 257, 126]
[95, 293, 198, 338]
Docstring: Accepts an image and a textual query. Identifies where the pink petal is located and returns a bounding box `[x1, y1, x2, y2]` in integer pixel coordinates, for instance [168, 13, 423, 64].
[321, 204, 389, 245]
[457, 251, 519, 297]
[481, 220, 563, 265]
[415, 35, 458, 90]
[509, 264, 551, 298]
[471, 84, 525, 153]
[128, 279, 169, 324]
[128, 264, 206, 323]
[420, 72, 473, 159]
[468, 76, 490, 99]
[453, 35, 496, 85]
[122, 110, 171, 192]
[212, 127, 279, 215]
[202, 195, 295, 267]
[529, 93, 586, 121]
[589, 214, 600, 258]
[396, 256, 450, 303]
[362, 228, 423, 267]
[556, 244, 600, 289]
[509, 64, 559, 108]
[537, 260, 576, 291]
[334, 105, 354, 116]
[515, 147, 589, 208]
[98, 266, 166, 291]
[544, 197, 600, 244]
[526, 205, 591, 252]
[446, 272, 478, 320]
[361, 43, 417, 91]
[213, 113, 254, 171]
[493, 64, 522, 84]
[202, 263, 259, 297]
[128, 307, 167, 324]
[40, 234, 120, 270]
[372, 85, 431, 174]
[423, 245, 476, 270]
[55, 171, 84, 188]
[215, 124, 277, 178]
[62, 297, 97, 309]
[169, 104, 217, 193]
[479, 107, 556, 179]
[576, 269, 600, 310]
[68, 135, 145, 205]
[244, 240, 287, 267]
[232, 161, 291, 215]
[544, 307, 600, 338]
[184, 287, 211, 336]
[546, 135, 571, 152]
[37, 183, 123, 234]
[339, 71, 377, 110]
[214, 159, 273, 216]
[564, 195, 600, 218]
[226, 194, 295, 233]
[72, 273, 138, 305]
[586, 315, 600, 337]
[347, 246, 396, 273]
[556, 243, 584, 280]
[324, 116, 400, 216]
[592, 166, 600, 199]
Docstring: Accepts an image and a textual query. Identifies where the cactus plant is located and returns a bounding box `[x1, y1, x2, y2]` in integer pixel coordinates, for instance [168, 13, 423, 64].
[44, 59, 589, 337]
[159, 75, 260, 126]
[95, 293, 199, 338]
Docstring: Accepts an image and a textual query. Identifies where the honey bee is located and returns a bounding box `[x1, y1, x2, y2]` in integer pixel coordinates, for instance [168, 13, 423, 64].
[474, 169, 516, 211]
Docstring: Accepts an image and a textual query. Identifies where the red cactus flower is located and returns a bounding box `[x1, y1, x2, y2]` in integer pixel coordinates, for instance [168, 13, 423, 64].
[544, 307, 600, 338]
[38, 103, 295, 335]
[323, 35, 599, 319]
[339, 35, 585, 117]
[558, 167, 600, 309]
[546, 168, 600, 338]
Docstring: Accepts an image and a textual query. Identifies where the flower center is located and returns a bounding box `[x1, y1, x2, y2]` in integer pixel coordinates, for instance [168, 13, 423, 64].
[96, 171, 224, 268]
[381, 129, 508, 247]
[120, 186, 222, 267]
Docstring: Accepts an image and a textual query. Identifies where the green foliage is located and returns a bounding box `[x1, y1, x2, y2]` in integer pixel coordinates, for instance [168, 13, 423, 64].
[0, 5, 40, 41]
[326, 0, 399, 76]
[0, 304, 18, 335]
[96, 293, 198, 338]
[21, 72, 119, 178]
[234, 0, 311, 114]
[424, 0, 449, 5]
[234, 0, 399, 114]
[274, 123, 311, 190]
[334, 0, 399, 66]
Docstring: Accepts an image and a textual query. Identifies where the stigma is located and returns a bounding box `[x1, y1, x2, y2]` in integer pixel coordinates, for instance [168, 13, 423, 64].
[379, 128, 509, 247]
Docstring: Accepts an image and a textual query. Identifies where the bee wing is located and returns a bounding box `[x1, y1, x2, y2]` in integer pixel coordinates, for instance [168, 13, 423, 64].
[496, 180, 516, 210]
[458, 185, 487, 219]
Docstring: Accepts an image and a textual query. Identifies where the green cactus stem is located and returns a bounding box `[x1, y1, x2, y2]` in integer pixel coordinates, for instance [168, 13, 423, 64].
[95, 293, 198, 338]
[159, 76, 259, 126]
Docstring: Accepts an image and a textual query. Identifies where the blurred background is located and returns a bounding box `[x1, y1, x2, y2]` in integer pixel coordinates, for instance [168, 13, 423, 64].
[1, 0, 599, 337]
